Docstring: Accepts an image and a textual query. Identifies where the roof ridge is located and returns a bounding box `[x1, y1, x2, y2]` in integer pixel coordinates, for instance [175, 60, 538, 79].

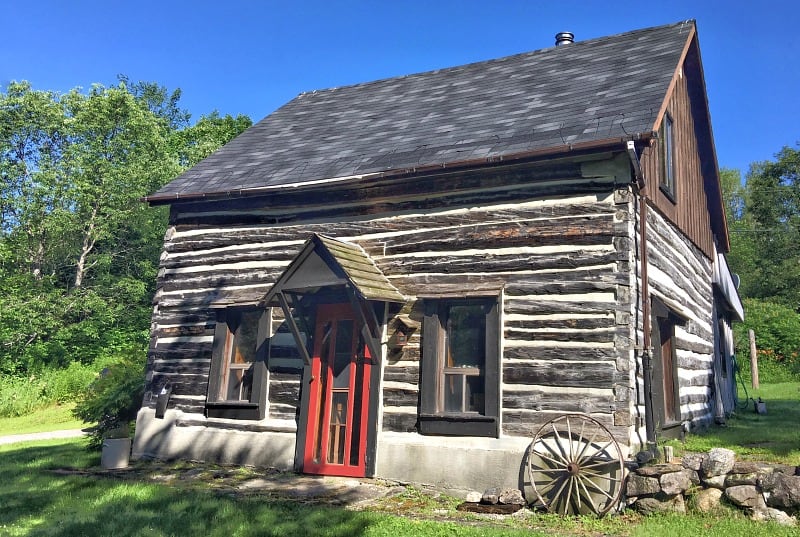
[295, 20, 694, 99]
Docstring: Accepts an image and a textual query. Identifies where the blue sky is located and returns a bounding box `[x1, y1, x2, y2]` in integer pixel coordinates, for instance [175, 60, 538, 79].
[3, 0, 799, 176]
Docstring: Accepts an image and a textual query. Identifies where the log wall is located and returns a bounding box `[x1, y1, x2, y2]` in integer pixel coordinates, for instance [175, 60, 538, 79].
[141, 153, 713, 450]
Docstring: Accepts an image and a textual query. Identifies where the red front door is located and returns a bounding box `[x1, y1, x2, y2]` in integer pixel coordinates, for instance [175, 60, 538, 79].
[303, 303, 371, 477]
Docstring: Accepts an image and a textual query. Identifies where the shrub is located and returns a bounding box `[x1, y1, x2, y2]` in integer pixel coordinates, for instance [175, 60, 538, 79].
[0, 375, 44, 417]
[73, 347, 146, 449]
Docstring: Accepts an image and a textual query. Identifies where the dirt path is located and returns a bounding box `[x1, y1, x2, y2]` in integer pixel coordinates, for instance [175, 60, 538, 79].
[0, 429, 85, 446]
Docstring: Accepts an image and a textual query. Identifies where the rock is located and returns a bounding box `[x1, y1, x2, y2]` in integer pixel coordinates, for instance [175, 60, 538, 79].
[725, 485, 767, 510]
[766, 474, 800, 512]
[498, 488, 526, 505]
[693, 487, 723, 513]
[701, 448, 736, 477]
[701, 475, 727, 490]
[751, 506, 797, 526]
[635, 463, 683, 478]
[481, 487, 500, 504]
[661, 469, 693, 495]
[465, 491, 482, 503]
[725, 472, 759, 487]
[626, 475, 661, 496]
[635, 493, 686, 515]
[682, 453, 706, 472]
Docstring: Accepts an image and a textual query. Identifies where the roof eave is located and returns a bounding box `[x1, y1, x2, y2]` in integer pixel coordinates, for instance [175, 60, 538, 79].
[142, 132, 657, 206]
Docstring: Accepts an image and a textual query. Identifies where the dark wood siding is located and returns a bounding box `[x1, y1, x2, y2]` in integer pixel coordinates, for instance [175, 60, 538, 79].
[640, 43, 715, 260]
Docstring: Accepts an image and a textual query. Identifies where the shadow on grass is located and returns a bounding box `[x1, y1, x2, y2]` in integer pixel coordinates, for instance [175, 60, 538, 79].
[0, 440, 378, 537]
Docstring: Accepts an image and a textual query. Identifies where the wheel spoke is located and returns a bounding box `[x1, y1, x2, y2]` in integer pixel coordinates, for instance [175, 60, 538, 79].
[533, 443, 570, 468]
[550, 423, 571, 465]
[578, 473, 618, 502]
[575, 426, 600, 463]
[575, 474, 600, 513]
[566, 416, 575, 462]
[528, 414, 624, 517]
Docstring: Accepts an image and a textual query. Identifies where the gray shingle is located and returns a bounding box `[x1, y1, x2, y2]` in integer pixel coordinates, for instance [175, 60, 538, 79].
[148, 21, 694, 201]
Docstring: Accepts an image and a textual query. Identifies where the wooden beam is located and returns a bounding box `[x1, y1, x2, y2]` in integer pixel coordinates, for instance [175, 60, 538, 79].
[277, 292, 312, 366]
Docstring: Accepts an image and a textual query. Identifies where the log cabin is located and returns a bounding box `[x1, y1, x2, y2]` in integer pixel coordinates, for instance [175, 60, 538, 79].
[133, 20, 743, 492]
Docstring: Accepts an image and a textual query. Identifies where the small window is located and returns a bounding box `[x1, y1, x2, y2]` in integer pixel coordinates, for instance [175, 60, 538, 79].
[419, 297, 500, 437]
[660, 114, 676, 199]
[207, 308, 268, 420]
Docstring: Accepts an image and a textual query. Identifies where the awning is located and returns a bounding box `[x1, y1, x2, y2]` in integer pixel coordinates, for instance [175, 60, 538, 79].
[262, 234, 406, 365]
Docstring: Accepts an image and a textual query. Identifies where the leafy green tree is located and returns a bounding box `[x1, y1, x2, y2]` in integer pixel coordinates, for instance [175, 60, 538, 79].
[739, 145, 800, 307]
[0, 79, 251, 377]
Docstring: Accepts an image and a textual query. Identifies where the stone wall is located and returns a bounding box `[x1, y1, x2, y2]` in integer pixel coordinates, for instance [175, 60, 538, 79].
[627, 448, 799, 526]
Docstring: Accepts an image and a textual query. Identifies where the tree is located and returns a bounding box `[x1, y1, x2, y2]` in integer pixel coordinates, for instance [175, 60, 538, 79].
[0, 80, 251, 375]
[738, 145, 800, 307]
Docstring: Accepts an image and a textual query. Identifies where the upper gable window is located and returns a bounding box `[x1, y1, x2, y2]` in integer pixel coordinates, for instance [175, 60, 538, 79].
[206, 308, 269, 420]
[419, 297, 500, 437]
[660, 114, 676, 200]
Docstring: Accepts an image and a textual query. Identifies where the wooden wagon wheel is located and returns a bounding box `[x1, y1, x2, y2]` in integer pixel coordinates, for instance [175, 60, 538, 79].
[527, 413, 625, 517]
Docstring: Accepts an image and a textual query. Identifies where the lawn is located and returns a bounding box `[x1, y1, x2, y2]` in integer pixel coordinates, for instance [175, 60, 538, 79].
[668, 382, 800, 464]
[0, 404, 84, 436]
[1, 438, 796, 537]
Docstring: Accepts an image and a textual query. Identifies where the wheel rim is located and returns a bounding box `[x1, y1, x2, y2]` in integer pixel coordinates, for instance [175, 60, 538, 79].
[527, 413, 625, 517]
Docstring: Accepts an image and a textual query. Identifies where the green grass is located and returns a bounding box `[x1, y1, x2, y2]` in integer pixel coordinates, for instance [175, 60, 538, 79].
[667, 382, 800, 464]
[1, 438, 795, 537]
[0, 404, 84, 436]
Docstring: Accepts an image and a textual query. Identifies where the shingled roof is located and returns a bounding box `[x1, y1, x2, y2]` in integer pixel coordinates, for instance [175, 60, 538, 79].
[147, 20, 697, 203]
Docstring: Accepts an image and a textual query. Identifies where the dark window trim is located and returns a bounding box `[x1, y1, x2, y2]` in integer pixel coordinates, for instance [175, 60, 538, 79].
[659, 113, 676, 202]
[206, 307, 269, 420]
[420, 296, 500, 437]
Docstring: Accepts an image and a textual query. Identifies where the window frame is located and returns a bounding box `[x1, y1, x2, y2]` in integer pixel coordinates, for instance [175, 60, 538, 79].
[206, 307, 269, 420]
[660, 113, 676, 201]
[419, 296, 500, 437]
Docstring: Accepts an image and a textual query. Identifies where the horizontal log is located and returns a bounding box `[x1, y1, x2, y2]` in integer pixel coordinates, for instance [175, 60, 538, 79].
[149, 374, 208, 398]
[268, 381, 301, 407]
[382, 387, 419, 408]
[155, 324, 215, 338]
[381, 412, 418, 433]
[173, 178, 614, 228]
[504, 297, 621, 316]
[503, 346, 620, 362]
[503, 361, 618, 388]
[151, 362, 210, 376]
[501, 410, 628, 440]
[380, 250, 621, 277]
[505, 317, 614, 330]
[502, 390, 615, 412]
[504, 328, 615, 344]
[383, 366, 420, 385]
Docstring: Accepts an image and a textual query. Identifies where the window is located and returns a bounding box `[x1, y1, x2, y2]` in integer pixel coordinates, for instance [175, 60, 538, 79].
[660, 114, 676, 199]
[207, 308, 268, 420]
[419, 297, 500, 437]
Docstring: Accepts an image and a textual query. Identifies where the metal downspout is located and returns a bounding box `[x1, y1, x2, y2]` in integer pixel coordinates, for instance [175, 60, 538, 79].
[626, 141, 657, 451]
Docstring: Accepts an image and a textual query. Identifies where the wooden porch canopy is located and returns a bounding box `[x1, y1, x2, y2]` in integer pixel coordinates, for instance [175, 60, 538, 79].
[262, 234, 406, 365]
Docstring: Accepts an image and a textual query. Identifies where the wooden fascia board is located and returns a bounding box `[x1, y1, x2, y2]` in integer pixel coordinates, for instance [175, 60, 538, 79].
[688, 32, 730, 252]
[651, 24, 697, 134]
[261, 237, 317, 306]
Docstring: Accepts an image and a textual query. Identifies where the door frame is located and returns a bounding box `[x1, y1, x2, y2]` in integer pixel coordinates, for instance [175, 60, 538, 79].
[300, 302, 375, 477]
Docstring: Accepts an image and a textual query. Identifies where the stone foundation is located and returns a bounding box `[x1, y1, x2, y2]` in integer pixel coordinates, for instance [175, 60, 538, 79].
[627, 447, 799, 526]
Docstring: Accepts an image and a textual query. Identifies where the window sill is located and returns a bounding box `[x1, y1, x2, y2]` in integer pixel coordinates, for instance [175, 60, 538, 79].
[418, 413, 498, 437]
[206, 401, 264, 420]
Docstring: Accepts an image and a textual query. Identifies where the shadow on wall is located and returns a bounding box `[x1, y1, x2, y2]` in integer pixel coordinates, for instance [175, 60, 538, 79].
[133, 409, 296, 470]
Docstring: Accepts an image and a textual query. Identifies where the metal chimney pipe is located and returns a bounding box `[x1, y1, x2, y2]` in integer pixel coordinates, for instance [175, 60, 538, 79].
[555, 32, 574, 46]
